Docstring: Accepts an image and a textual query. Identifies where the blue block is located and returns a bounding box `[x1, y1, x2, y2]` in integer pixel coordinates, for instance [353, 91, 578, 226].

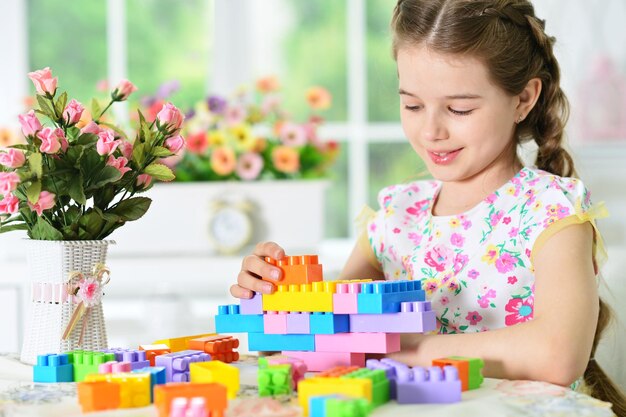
[310, 395, 338, 417]
[33, 354, 74, 383]
[248, 333, 315, 352]
[132, 366, 166, 401]
[310, 313, 350, 334]
[357, 280, 425, 314]
[215, 304, 264, 333]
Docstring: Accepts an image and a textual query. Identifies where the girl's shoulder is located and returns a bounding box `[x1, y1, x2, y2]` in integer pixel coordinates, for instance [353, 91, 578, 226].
[517, 167, 592, 211]
[375, 179, 440, 209]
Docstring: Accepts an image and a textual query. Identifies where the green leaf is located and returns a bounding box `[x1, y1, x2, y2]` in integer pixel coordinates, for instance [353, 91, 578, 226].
[8, 144, 30, 150]
[0, 223, 29, 233]
[65, 145, 85, 167]
[29, 152, 43, 178]
[91, 98, 102, 120]
[65, 206, 82, 224]
[68, 173, 86, 205]
[75, 133, 98, 146]
[36, 95, 55, 119]
[80, 150, 105, 184]
[143, 163, 175, 181]
[108, 197, 151, 221]
[25, 180, 42, 204]
[151, 146, 173, 157]
[89, 166, 122, 190]
[32, 216, 63, 240]
[55, 91, 68, 118]
[78, 210, 104, 239]
[93, 185, 116, 209]
[132, 143, 146, 167]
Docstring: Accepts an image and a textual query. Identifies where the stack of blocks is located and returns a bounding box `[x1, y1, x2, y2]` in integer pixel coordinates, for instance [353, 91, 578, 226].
[215, 255, 437, 372]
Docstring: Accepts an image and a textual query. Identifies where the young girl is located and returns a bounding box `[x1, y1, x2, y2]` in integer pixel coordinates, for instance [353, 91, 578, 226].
[231, 0, 625, 413]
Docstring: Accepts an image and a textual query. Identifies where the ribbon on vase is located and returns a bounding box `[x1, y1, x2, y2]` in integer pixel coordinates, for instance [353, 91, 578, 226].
[61, 263, 111, 346]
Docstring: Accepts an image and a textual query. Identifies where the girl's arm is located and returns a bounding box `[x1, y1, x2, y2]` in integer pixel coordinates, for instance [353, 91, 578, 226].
[338, 234, 385, 281]
[388, 222, 599, 386]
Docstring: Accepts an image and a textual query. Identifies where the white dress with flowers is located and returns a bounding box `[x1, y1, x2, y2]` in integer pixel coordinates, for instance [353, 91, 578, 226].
[365, 167, 606, 333]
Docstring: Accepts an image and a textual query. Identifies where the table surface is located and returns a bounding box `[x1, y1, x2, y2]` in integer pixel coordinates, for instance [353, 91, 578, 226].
[0, 354, 616, 417]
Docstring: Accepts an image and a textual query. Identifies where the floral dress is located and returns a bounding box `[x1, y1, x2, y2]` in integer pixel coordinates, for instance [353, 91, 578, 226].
[364, 166, 607, 334]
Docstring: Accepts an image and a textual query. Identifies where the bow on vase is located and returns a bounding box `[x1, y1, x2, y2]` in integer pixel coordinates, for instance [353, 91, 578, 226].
[61, 263, 110, 346]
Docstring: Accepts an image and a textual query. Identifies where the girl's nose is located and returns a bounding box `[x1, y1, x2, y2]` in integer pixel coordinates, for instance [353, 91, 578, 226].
[421, 111, 449, 142]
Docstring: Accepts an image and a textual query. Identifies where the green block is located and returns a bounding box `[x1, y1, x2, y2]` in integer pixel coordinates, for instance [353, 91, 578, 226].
[67, 350, 115, 382]
[449, 356, 485, 390]
[326, 397, 371, 417]
[342, 368, 389, 407]
[258, 364, 293, 397]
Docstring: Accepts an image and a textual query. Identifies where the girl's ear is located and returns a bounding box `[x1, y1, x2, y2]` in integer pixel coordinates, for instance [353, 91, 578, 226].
[516, 78, 542, 120]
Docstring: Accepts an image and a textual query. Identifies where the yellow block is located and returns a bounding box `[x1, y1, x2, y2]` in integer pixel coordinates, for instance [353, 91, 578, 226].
[85, 372, 151, 408]
[263, 282, 337, 312]
[298, 377, 372, 416]
[190, 361, 239, 400]
[153, 333, 216, 352]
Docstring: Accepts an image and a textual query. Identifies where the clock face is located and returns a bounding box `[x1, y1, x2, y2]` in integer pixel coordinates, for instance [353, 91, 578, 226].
[208, 206, 252, 254]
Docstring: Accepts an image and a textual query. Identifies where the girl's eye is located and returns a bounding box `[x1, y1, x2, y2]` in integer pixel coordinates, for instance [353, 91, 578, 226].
[449, 107, 473, 116]
[404, 105, 421, 111]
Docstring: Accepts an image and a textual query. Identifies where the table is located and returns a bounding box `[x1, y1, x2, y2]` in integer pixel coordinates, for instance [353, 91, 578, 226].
[0, 354, 615, 417]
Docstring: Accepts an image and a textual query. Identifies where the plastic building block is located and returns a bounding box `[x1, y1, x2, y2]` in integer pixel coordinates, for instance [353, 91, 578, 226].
[264, 311, 289, 334]
[310, 313, 350, 334]
[282, 351, 365, 372]
[357, 280, 425, 314]
[258, 364, 294, 396]
[153, 333, 216, 352]
[101, 348, 150, 370]
[99, 361, 132, 374]
[190, 361, 240, 399]
[85, 372, 151, 408]
[132, 366, 166, 402]
[188, 335, 240, 363]
[262, 282, 337, 313]
[240, 292, 264, 315]
[396, 366, 462, 404]
[67, 351, 116, 382]
[215, 304, 264, 333]
[170, 397, 209, 417]
[333, 282, 362, 314]
[139, 344, 172, 366]
[249, 333, 315, 352]
[286, 312, 311, 334]
[310, 395, 371, 417]
[298, 377, 372, 416]
[349, 301, 436, 333]
[262, 255, 323, 286]
[77, 380, 120, 412]
[154, 383, 227, 417]
[33, 354, 73, 383]
[315, 333, 400, 354]
[259, 355, 307, 387]
[366, 359, 402, 400]
[155, 350, 211, 382]
[318, 366, 360, 378]
[433, 356, 484, 390]
[343, 368, 389, 407]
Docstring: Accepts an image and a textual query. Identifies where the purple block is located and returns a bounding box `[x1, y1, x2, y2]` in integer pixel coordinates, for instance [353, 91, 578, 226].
[349, 301, 436, 333]
[240, 292, 264, 315]
[366, 358, 399, 399]
[101, 348, 150, 370]
[286, 312, 310, 334]
[154, 350, 211, 382]
[396, 366, 461, 404]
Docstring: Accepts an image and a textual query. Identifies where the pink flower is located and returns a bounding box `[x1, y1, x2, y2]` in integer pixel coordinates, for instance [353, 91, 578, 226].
[112, 79, 137, 101]
[0, 149, 26, 168]
[406, 199, 430, 219]
[447, 280, 459, 292]
[27, 67, 57, 95]
[118, 140, 133, 160]
[279, 123, 307, 147]
[63, 99, 84, 125]
[503, 216, 511, 225]
[505, 297, 534, 326]
[80, 121, 101, 135]
[225, 105, 246, 126]
[490, 210, 504, 226]
[508, 227, 519, 238]
[495, 252, 518, 274]
[507, 276, 518, 285]
[164, 135, 185, 154]
[27, 191, 56, 216]
[465, 311, 483, 325]
[468, 269, 480, 279]
[186, 132, 208, 154]
[37, 127, 64, 154]
[450, 233, 464, 247]
[440, 296, 449, 306]
[478, 289, 496, 308]
[0, 194, 19, 214]
[453, 253, 469, 273]
[408, 232, 422, 246]
[0, 172, 20, 195]
[136, 174, 152, 188]
[96, 130, 119, 156]
[18, 110, 42, 136]
[485, 193, 497, 204]
[236, 152, 264, 180]
[424, 244, 454, 272]
[156, 102, 185, 135]
[393, 227, 401, 234]
[106, 155, 131, 175]
[77, 277, 102, 307]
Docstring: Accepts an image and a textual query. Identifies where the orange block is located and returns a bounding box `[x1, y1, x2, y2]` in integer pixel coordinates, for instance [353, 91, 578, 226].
[139, 344, 171, 366]
[154, 383, 227, 417]
[433, 358, 470, 391]
[77, 380, 120, 412]
[262, 255, 323, 286]
[188, 335, 240, 363]
[317, 366, 360, 378]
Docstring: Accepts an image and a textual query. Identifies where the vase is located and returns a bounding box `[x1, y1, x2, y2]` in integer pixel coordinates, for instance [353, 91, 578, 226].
[19, 240, 114, 365]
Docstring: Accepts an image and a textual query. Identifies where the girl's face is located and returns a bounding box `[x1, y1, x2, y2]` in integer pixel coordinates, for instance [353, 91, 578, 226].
[397, 45, 520, 184]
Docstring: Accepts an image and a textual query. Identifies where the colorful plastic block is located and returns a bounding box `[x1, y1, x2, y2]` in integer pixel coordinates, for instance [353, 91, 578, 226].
[258, 364, 294, 396]
[132, 366, 166, 402]
[259, 355, 307, 387]
[310, 395, 371, 417]
[433, 356, 484, 390]
[249, 333, 315, 352]
[333, 282, 362, 314]
[170, 397, 209, 417]
[262, 255, 323, 286]
[139, 344, 172, 366]
[101, 348, 150, 370]
[153, 333, 216, 352]
[315, 333, 400, 354]
[343, 368, 390, 407]
[77, 380, 120, 412]
[282, 351, 365, 372]
[262, 282, 336, 313]
[264, 311, 289, 334]
[366, 358, 403, 399]
[349, 301, 436, 333]
[85, 372, 151, 408]
[190, 361, 240, 399]
[67, 351, 116, 382]
[154, 383, 227, 417]
[240, 292, 264, 315]
[298, 377, 372, 416]
[357, 280, 425, 314]
[318, 366, 361, 378]
[215, 304, 264, 333]
[155, 350, 211, 382]
[310, 313, 350, 334]
[99, 361, 132, 374]
[33, 354, 73, 383]
[286, 312, 311, 334]
[188, 335, 240, 363]
[396, 366, 462, 404]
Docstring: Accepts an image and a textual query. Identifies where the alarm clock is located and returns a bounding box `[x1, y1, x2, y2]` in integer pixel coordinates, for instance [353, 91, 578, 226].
[207, 200, 254, 255]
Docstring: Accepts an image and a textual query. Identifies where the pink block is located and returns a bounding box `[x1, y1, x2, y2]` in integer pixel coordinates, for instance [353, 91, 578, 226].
[286, 312, 310, 334]
[333, 283, 360, 314]
[315, 333, 401, 354]
[99, 361, 132, 373]
[264, 311, 288, 334]
[282, 351, 365, 372]
[264, 356, 308, 385]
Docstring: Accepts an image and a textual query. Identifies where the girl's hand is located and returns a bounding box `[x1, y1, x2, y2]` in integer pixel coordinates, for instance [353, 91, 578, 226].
[230, 241, 285, 299]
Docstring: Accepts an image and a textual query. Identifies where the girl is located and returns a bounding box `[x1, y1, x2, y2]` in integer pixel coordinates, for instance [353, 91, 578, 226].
[231, 0, 625, 413]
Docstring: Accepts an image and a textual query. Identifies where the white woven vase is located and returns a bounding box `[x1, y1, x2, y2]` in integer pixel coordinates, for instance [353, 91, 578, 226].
[20, 240, 114, 365]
